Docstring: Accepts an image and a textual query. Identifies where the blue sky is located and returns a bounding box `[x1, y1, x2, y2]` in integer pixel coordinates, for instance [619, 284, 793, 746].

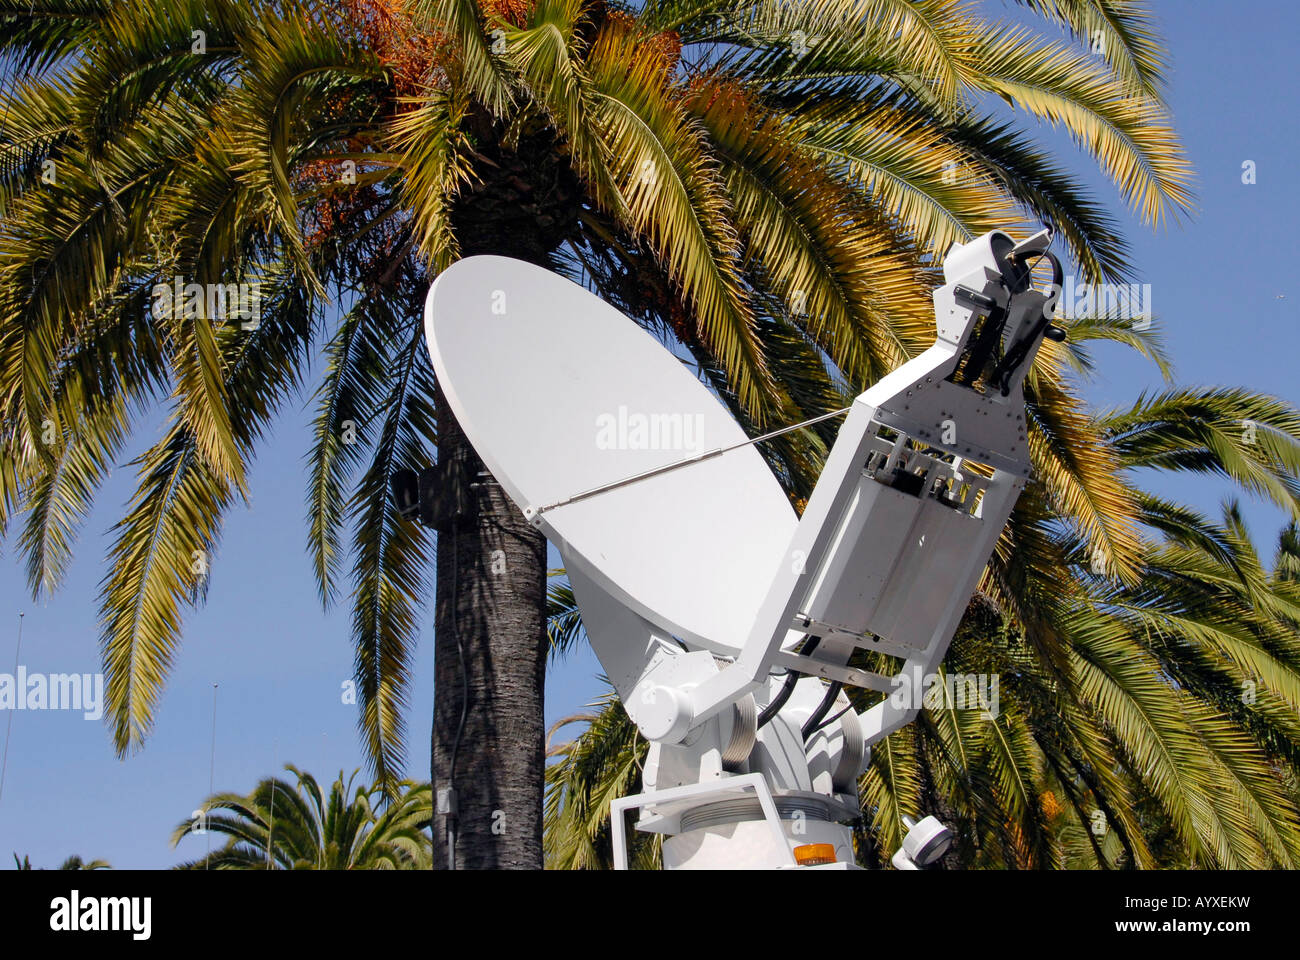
[2, 0, 1298, 868]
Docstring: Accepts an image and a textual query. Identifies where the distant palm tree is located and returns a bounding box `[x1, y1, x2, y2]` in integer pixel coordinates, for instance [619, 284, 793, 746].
[171, 765, 431, 869]
[12, 853, 110, 869]
[56, 854, 112, 870]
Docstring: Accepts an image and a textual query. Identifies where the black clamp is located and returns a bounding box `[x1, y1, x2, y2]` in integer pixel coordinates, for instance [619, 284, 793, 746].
[392, 456, 481, 528]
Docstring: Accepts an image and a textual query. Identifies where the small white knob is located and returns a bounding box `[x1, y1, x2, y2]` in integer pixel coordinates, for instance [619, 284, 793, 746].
[637, 685, 691, 743]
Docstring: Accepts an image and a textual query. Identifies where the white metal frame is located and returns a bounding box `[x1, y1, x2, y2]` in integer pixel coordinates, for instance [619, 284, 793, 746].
[679, 231, 1049, 744]
[609, 773, 793, 870]
[592, 230, 1055, 867]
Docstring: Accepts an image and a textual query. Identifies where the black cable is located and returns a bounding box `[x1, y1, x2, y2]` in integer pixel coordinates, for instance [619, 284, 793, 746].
[806, 702, 855, 738]
[989, 250, 1065, 396]
[951, 297, 1007, 387]
[757, 672, 798, 729]
[757, 636, 820, 729]
[1006, 250, 1047, 295]
[801, 680, 843, 742]
[952, 246, 1063, 391]
[444, 494, 469, 870]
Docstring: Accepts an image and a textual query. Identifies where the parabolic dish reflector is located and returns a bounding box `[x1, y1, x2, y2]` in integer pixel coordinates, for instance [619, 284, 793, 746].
[424, 256, 797, 653]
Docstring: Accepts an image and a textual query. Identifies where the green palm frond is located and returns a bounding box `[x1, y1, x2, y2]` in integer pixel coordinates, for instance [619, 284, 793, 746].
[99, 419, 234, 753]
[1011, 0, 1168, 99]
[306, 291, 407, 607]
[416, 0, 516, 116]
[74, 0, 247, 148]
[584, 18, 773, 417]
[790, 95, 1016, 261]
[694, 84, 936, 387]
[546, 570, 586, 661]
[970, 26, 1193, 227]
[0, 72, 79, 214]
[223, 1, 382, 292]
[543, 687, 656, 869]
[1275, 524, 1300, 583]
[0, 0, 106, 73]
[1101, 387, 1300, 521]
[347, 312, 437, 793]
[498, 0, 626, 218]
[932, 109, 1132, 284]
[19, 392, 130, 596]
[1057, 313, 1171, 382]
[1026, 369, 1144, 582]
[98, 264, 317, 754]
[710, 0, 982, 109]
[389, 89, 468, 273]
[862, 714, 922, 859]
[1065, 608, 1297, 868]
[0, 120, 178, 458]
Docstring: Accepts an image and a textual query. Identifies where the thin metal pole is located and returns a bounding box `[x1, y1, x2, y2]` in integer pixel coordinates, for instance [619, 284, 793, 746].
[266, 736, 277, 869]
[207, 682, 217, 868]
[532, 406, 852, 516]
[0, 612, 24, 805]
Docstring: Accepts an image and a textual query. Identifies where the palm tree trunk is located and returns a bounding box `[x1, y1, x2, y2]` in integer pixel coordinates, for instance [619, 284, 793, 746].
[429, 111, 581, 869]
[431, 384, 548, 869]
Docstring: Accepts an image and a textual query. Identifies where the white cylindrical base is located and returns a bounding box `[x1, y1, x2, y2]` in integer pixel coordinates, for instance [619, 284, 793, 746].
[662, 819, 855, 869]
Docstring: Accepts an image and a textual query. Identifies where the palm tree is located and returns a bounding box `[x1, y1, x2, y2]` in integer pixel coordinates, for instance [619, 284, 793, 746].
[171, 765, 431, 868]
[12, 853, 111, 869]
[0, 0, 1238, 868]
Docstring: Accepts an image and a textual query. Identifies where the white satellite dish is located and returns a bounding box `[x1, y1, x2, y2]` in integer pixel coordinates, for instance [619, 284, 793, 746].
[424, 232, 1056, 869]
[424, 256, 797, 655]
